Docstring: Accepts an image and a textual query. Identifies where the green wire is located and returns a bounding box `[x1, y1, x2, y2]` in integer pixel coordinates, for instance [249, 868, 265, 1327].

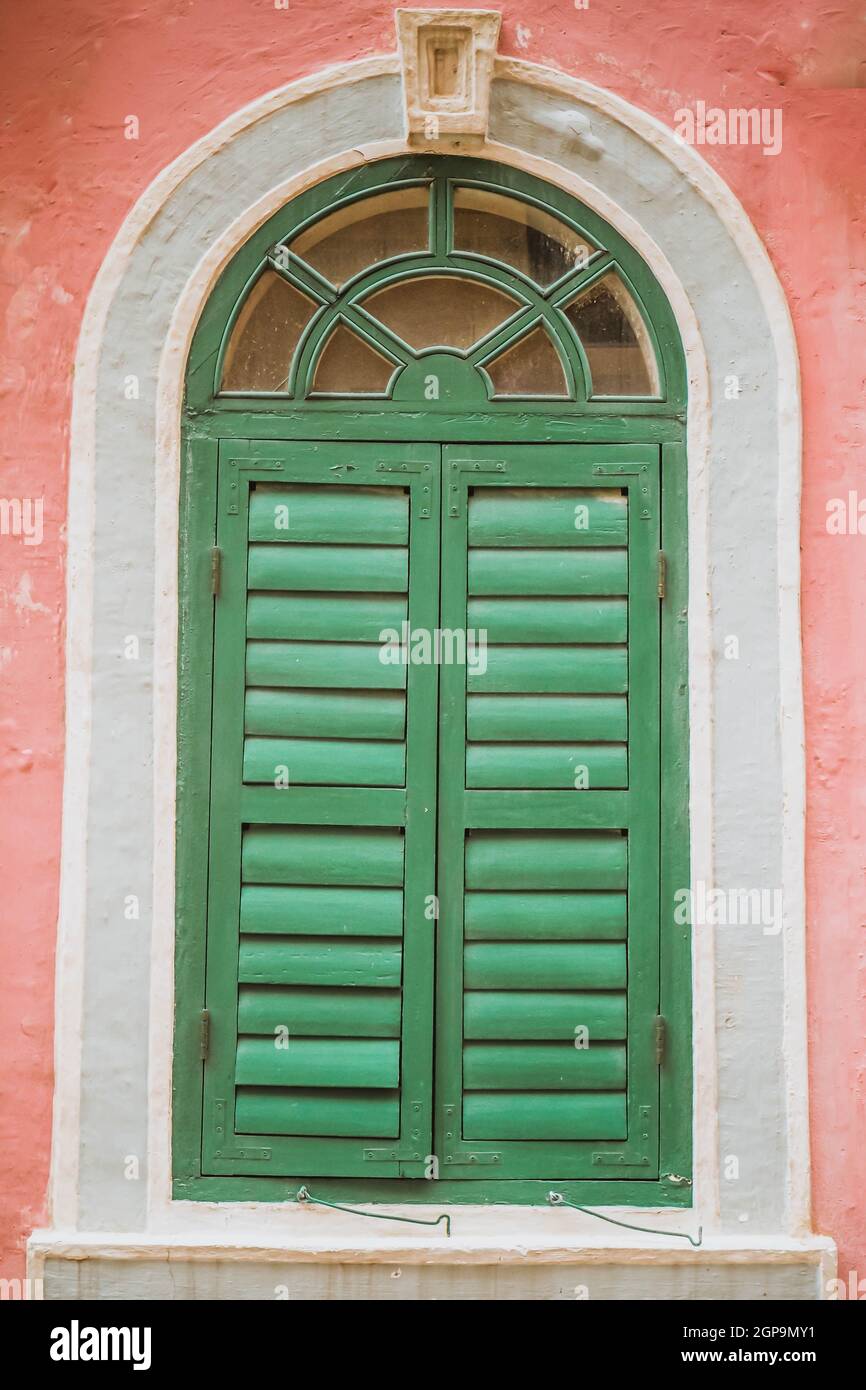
[295, 1187, 699, 1247]
[548, 1192, 703, 1248]
[297, 1186, 451, 1237]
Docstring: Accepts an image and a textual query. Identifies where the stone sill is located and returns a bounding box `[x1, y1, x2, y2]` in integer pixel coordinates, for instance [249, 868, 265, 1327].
[30, 1225, 835, 1267]
[28, 1223, 835, 1299]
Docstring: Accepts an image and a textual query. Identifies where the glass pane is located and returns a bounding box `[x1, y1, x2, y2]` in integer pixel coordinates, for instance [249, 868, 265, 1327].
[311, 323, 395, 394]
[220, 271, 317, 392]
[563, 273, 659, 396]
[362, 275, 519, 350]
[290, 188, 429, 288]
[453, 187, 594, 287]
[484, 325, 569, 397]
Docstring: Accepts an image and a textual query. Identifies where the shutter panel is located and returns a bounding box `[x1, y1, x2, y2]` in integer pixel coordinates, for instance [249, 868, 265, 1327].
[202, 444, 439, 1178]
[436, 446, 660, 1179]
[199, 442, 664, 1185]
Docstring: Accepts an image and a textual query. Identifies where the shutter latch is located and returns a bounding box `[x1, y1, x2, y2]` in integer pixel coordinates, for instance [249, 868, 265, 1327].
[200, 1008, 210, 1060]
[654, 1014, 666, 1066]
[211, 546, 221, 597]
[657, 551, 667, 600]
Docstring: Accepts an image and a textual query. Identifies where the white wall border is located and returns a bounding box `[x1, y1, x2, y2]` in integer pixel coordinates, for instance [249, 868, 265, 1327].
[46, 48, 810, 1262]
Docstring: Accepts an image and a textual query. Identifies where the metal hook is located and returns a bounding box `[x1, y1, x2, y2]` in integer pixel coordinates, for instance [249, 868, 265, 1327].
[548, 1191, 703, 1248]
[297, 1186, 451, 1237]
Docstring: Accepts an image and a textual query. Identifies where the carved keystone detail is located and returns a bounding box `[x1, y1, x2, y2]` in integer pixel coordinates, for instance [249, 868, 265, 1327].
[396, 8, 502, 146]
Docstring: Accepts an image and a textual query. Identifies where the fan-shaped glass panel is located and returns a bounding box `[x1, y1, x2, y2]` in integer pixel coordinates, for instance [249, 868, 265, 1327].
[220, 271, 318, 392]
[453, 187, 595, 287]
[311, 324, 396, 395]
[484, 324, 569, 397]
[563, 274, 659, 396]
[361, 276, 520, 351]
[289, 188, 430, 288]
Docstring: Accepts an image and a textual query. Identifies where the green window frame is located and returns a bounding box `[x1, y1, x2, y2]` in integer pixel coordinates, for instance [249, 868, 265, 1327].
[174, 156, 691, 1207]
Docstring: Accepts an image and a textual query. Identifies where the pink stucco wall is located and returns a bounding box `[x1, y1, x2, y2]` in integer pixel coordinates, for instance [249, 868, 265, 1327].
[1, 0, 863, 1284]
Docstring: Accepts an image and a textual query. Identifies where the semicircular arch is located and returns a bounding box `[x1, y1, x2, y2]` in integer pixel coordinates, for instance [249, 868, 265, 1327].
[189, 156, 683, 411]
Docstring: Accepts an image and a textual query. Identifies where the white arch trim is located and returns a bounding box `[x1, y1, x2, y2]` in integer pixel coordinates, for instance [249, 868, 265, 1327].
[45, 49, 819, 1287]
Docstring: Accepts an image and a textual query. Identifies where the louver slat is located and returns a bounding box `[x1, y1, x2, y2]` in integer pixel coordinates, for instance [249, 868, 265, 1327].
[467, 694, 627, 743]
[464, 890, 626, 940]
[242, 826, 404, 885]
[467, 490, 627, 547]
[466, 742, 627, 788]
[463, 990, 627, 1040]
[236, 1089, 400, 1139]
[248, 542, 408, 592]
[471, 645, 627, 693]
[245, 688, 406, 741]
[239, 884, 403, 937]
[237, 985, 402, 1037]
[239, 935, 403, 988]
[248, 486, 408, 543]
[246, 640, 406, 690]
[465, 830, 627, 889]
[243, 736, 406, 786]
[468, 596, 627, 644]
[463, 1042, 627, 1090]
[247, 592, 407, 641]
[463, 1092, 627, 1141]
[463, 940, 626, 990]
[236, 1037, 400, 1089]
[468, 546, 627, 596]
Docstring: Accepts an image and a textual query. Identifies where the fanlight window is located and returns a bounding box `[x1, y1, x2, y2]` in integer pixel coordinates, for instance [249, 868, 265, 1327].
[482, 324, 569, 398]
[563, 273, 660, 397]
[289, 187, 430, 288]
[221, 272, 319, 392]
[360, 276, 521, 351]
[312, 324, 397, 395]
[217, 178, 662, 402]
[452, 186, 596, 287]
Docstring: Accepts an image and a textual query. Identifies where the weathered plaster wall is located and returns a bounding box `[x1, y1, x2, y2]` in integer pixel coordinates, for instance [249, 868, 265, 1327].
[39, 1253, 825, 1302]
[1, 0, 863, 1287]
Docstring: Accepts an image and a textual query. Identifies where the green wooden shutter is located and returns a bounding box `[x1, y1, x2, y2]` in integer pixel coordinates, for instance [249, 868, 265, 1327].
[202, 442, 439, 1178]
[199, 440, 664, 1186]
[436, 445, 661, 1179]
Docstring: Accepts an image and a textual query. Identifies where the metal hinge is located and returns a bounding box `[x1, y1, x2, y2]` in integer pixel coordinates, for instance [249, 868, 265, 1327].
[225, 458, 285, 515]
[374, 461, 427, 474]
[657, 551, 667, 600]
[592, 463, 648, 476]
[212, 1099, 271, 1161]
[443, 1152, 501, 1166]
[592, 1151, 651, 1166]
[364, 1147, 424, 1162]
[200, 1009, 210, 1060]
[654, 1014, 667, 1066]
[447, 458, 507, 518]
[210, 547, 221, 597]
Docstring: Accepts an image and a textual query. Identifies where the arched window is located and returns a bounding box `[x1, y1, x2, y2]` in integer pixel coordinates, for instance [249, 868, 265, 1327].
[194, 161, 680, 408]
[179, 156, 689, 1202]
